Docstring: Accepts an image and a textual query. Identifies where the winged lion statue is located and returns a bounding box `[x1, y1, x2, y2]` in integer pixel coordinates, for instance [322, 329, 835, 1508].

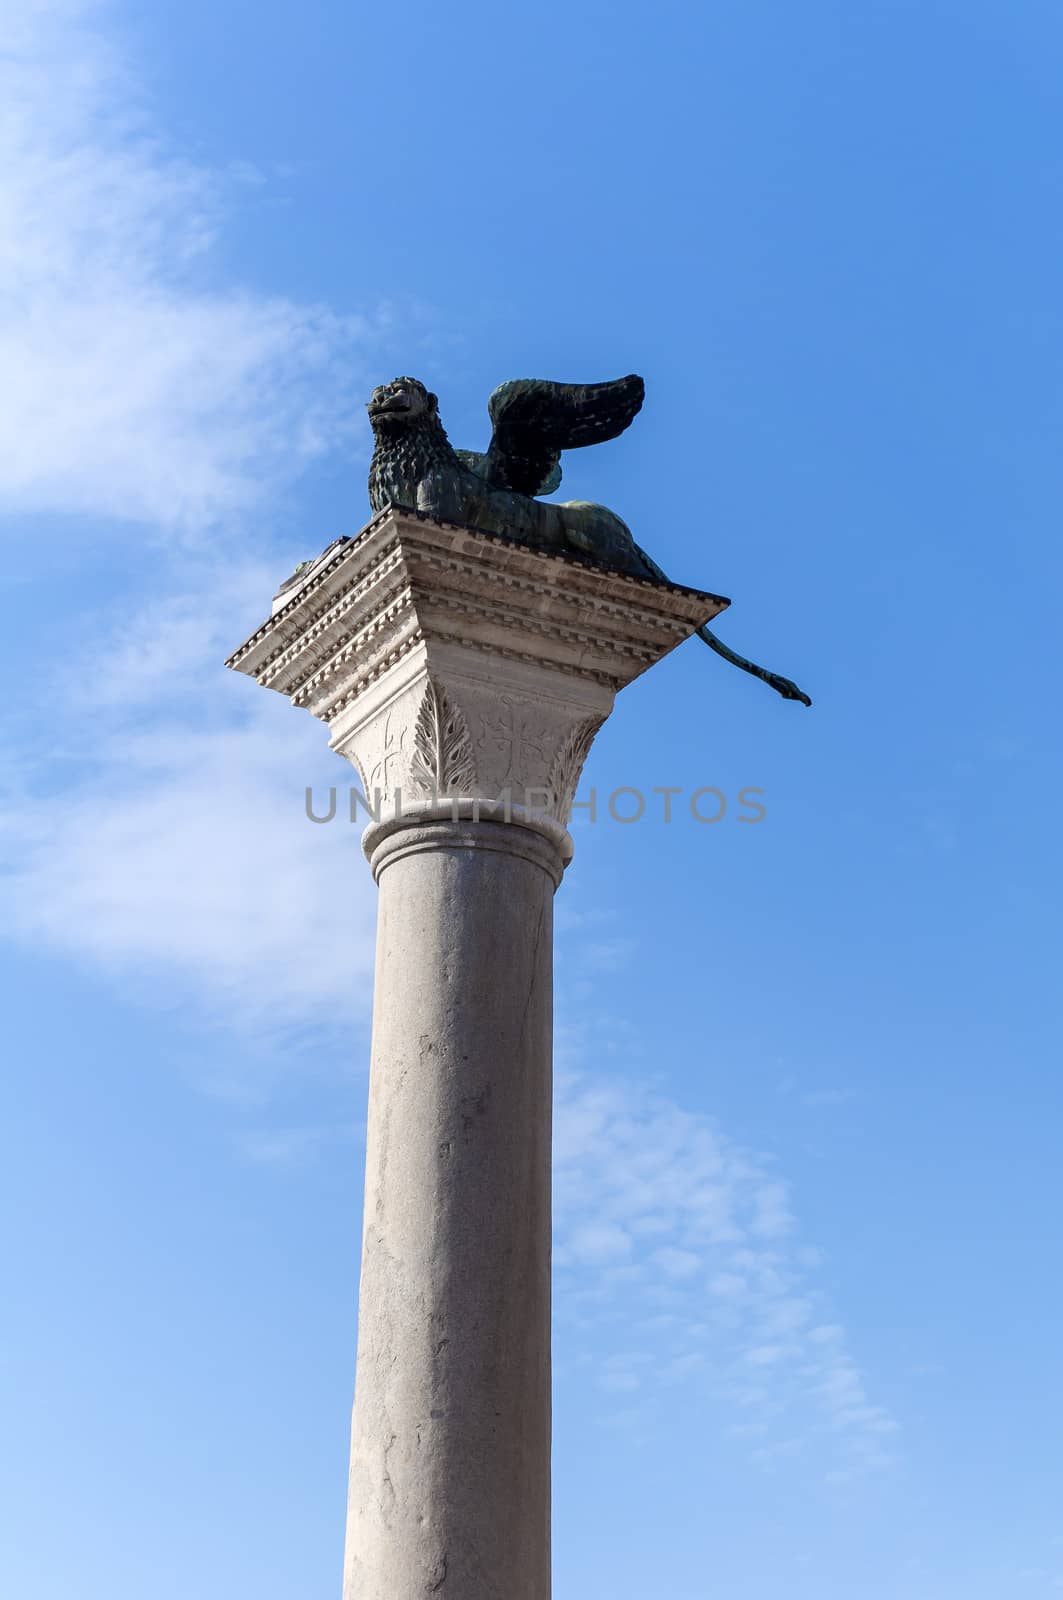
[365, 373, 810, 706]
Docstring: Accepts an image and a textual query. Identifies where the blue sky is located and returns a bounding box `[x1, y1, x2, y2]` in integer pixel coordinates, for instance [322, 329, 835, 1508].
[2, 1, 1062, 1595]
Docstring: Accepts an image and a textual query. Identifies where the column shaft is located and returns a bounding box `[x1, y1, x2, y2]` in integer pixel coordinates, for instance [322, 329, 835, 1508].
[343, 818, 560, 1600]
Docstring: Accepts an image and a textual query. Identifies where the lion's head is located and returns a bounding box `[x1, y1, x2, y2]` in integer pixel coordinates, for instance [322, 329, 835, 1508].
[367, 377, 439, 434]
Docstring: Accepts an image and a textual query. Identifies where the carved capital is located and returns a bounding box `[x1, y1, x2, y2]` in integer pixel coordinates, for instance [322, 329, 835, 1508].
[227, 508, 727, 833]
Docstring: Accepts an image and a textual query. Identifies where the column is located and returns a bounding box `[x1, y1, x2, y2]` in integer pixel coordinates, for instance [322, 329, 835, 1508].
[344, 814, 562, 1598]
[225, 507, 726, 1600]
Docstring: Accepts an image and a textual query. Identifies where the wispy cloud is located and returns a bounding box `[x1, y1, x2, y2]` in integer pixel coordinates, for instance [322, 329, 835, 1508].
[0, 0, 372, 534]
[552, 1042, 898, 1481]
[0, 0, 383, 1026]
[3, 702, 378, 1028]
[1, 563, 379, 1030]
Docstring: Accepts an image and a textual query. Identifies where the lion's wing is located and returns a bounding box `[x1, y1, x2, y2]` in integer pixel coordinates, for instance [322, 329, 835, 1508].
[478, 375, 645, 498]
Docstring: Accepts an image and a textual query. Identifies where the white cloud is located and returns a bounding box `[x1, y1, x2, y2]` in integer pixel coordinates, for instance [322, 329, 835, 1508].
[0, 0, 372, 534]
[3, 702, 378, 1028]
[709, 1271, 748, 1300]
[1, 560, 379, 1030]
[552, 1059, 898, 1480]
[654, 1246, 702, 1279]
[565, 1221, 634, 1266]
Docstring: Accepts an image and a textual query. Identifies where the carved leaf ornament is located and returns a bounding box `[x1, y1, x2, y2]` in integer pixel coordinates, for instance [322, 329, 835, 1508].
[546, 718, 603, 822]
[411, 682, 477, 797]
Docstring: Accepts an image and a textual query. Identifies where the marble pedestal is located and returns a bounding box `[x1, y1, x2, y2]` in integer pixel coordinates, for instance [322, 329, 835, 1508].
[227, 508, 726, 1599]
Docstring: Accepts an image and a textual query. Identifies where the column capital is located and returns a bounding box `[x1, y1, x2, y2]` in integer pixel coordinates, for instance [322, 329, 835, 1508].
[226, 507, 727, 841]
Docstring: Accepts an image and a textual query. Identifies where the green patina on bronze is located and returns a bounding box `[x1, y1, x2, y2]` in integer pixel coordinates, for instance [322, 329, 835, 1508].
[366, 374, 811, 706]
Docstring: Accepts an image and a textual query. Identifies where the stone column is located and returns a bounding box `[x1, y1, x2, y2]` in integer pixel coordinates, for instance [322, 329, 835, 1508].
[226, 508, 726, 1600]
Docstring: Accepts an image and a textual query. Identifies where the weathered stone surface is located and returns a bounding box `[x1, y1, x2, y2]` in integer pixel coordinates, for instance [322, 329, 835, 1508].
[343, 817, 559, 1600]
